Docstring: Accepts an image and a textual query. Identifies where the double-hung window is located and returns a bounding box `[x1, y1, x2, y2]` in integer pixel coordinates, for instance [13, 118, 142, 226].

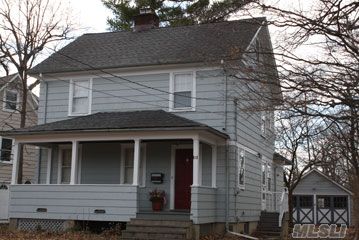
[3, 89, 18, 111]
[0, 138, 13, 162]
[69, 79, 92, 116]
[170, 72, 195, 111]
[237, 148, 245, 189]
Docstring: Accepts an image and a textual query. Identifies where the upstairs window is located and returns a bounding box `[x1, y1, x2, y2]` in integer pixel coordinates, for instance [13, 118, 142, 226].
[170, 72, 195, 111]
[3, 89, 18, 111]
[0, 138, 13, 162]
[69, 79, 92, 116]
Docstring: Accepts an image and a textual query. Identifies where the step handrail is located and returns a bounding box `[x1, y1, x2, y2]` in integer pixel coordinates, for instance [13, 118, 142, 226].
[278, 187, 289, 227]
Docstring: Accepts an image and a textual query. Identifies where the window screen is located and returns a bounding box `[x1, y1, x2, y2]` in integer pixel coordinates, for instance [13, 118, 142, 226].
[4, 90, 17, 110]
[61, 149, 72, 184]
[0, 138, 13, 162]
[173, 73, 193, 108]
[71, 80, 90, 115]
[124, 148, 134, 184]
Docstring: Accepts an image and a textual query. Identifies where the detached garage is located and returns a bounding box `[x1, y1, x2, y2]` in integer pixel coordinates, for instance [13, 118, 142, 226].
[292, 169, 352, 226]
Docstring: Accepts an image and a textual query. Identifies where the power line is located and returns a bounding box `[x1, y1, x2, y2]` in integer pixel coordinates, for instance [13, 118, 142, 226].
[45, 46, 225, 103]
[41, 46, 226, 117]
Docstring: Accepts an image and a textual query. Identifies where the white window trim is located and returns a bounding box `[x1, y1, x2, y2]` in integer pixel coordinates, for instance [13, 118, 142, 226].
[2, 89, 19, 112]
[120, 143, 146, 187]
[68, 78, 93, 117]
[169, 71, 196, 112]
[0, 136, 13, 164]
[237, 148, 245, 190]
[261, 112, 266, 137]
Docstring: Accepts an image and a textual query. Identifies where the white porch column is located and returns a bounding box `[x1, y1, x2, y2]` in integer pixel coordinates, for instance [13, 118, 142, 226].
[133, 139, 140, 185]
[46, 148, 52, 184]
[11, 142, 20, 185]
[192, 138, 200, 186]
[70, 140, 79, 185]
[211, 145, 217, 188]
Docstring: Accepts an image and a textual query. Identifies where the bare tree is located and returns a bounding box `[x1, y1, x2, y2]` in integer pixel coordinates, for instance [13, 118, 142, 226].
[275, 109, 326, 228]
[249, 0, 359, 235]
[0, 0, 72, 183]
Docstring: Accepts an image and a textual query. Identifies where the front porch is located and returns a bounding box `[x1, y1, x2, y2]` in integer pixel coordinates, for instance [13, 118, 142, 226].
[9, 130, 223, 225]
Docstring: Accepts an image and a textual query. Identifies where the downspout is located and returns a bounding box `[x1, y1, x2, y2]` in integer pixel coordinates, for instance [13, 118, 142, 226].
[233, 99, 238, 220]
[226, 98, 258, 240]
[222, 60, 230, 232]
[223, 65, 259, 240]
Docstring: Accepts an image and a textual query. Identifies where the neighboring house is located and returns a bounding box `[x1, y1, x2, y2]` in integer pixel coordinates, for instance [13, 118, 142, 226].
[3, 12, 286, 239]
[0, 73, 38, 221]
[293, 169, 353, 226]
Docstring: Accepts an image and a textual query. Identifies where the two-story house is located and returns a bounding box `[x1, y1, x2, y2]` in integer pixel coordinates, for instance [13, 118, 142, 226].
[3, 12, 286, 239]
[0, 73, 38, 221]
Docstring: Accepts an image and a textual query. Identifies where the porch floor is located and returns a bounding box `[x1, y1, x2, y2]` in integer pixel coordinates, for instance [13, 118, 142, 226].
[136, 211, 190, 221]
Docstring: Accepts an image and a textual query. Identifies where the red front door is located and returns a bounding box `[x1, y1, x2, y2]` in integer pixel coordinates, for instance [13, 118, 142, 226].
[175, 148, 193, 210]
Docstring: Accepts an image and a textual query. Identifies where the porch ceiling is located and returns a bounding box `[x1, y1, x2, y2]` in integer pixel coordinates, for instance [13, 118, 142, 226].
[1, 110, 228, 141]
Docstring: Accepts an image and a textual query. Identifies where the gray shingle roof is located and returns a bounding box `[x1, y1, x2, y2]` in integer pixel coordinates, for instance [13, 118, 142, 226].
[2, 110, 228, 138]
[30, 18, 266, 74]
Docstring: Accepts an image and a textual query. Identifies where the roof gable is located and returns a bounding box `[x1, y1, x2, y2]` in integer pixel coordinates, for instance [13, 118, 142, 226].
[30, 18, 266, 74]
[296, 169, 352, 195]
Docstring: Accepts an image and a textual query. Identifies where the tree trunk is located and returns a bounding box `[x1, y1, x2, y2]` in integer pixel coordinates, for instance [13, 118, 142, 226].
[352, 176, 359, 239]
[16, 73, 28, 184]
[288, 190, 294, 229]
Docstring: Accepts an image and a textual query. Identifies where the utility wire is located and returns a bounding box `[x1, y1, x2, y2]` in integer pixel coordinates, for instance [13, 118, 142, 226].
[41, 46, 226, 117]
[45, 46, 225, 102]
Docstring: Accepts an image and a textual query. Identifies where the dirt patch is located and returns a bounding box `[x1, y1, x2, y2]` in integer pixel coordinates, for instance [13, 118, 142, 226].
[0, 225, 121, 240]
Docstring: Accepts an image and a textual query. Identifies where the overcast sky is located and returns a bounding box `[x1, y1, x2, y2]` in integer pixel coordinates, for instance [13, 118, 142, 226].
[68, 0, 112, 34]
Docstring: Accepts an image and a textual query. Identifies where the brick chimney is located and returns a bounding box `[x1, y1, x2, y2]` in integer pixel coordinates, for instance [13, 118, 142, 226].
[134, 8, 159, 32]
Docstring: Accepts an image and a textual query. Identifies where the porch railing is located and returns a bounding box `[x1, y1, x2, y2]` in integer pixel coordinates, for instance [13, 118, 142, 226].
[278, 187, 289, 227]
[9, 184, 138, 222]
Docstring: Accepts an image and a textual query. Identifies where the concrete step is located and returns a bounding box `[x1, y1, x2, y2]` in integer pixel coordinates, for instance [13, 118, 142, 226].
[258, 223, 281, 228]
[257, 227, 281, 232]
[124, 218, 192, 240]
[257, 231, 281, 236]
[136, 211, 190, 221]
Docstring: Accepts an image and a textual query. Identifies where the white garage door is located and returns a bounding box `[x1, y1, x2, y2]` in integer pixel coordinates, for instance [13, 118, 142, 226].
[0, 184, 9, 221]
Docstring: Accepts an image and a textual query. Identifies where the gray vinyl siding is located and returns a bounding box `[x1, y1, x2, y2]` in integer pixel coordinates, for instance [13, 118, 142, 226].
[9, 184, 138, 221]
[32, 27, 281, 225]
[38, 70, 225, 132]
[191, 186, 217, 224]
[294, 171, 349, 196]
[138, 141, 174, 212]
